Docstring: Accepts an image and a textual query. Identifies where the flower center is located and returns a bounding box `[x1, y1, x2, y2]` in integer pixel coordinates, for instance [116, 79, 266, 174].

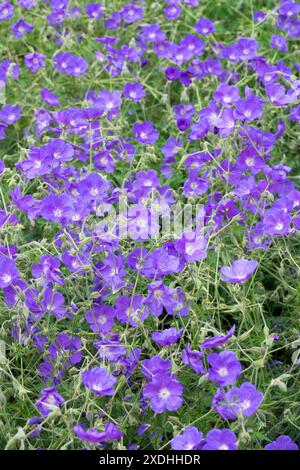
[218, 367, 228, 377]
[2, 274, 12, 284]
[159, 387, 171, 400]
[219, 444, 229, 450]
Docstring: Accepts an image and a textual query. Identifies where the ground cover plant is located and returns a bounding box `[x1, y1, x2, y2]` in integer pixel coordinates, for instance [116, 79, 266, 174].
[0, 0, 300, 451]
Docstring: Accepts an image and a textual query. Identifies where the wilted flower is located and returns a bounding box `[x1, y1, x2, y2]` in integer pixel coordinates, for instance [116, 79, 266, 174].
[35, 386, 64, 416]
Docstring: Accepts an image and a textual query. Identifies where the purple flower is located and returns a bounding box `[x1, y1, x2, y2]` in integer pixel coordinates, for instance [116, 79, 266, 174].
[78, 172, 109, 201]
[39, 194, 74, 224]
[0, 255, 19, 288]
[40, 88, 60, 107]
[0, 2, 14, 22]
[175, 231, 207, 263]
[140, 247, 180, 279]
[200, 325, 236, 349]
[49, 333, 82, 367]
[124, 82, 145, 101]
[42, 287, 67, 319]
[141, 356, 172, 379]
[265, 83, 297, 107]
[54, 52, 88, 77]
[115, 295, 148, 327]
[265, 435, 298, 450]
[220, 258, 258, 283]
[17, 0, 36, 9]
[35, 386, 64, 417]
[164, 3, 181, 21]
[270, 35, 288, 52]
[94, 334, 126, 363]
[143, 374, 183, 413]
[263, 208, 291, 237]
[82, 367, 116, 396]
[214, 84, 239, 107]
[94, 90, 122, 116]
[86, 3, 103, 20]
[85, 304, 115, 334]
[11, 19, 34, 39]
[207, 350, 242, 386]
[171, 426, 203, 450]
[96, 254, 126, 294]
[253, 11, 266, 23]
[278, 2, 300, 17]
[235, 37, 259, 61]
[183, 172, 209, 197]
[195, 18, 215, 35]
[152, 327, 183, 347]
[203, 429, 238, 450]
[216, 108, 236, 137]
[42, 138, 74, 163]
[214, 382, 263, 419]
[182, 343, 205, 374]
[32, 254, 64, 285]
[133, 121, 159, 145]
[0, 104, 21, 125]
[146, 281, 183, 317]
[122, 4, 143, 23]
[25, 53, 46, 73]
[74, 422, 122, 444]
[234, 91, 264, 121]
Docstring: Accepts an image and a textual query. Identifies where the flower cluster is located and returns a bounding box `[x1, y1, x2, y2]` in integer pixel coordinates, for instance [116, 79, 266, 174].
[0, 0, 299, 451]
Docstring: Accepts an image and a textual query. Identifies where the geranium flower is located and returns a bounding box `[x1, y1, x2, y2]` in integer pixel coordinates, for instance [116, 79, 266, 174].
[265, 435, 298, 450]
[0, 255, 19, 288]
[40, 88, 60, 107]
[124, 82, 145, 101]
[85, 304, 115, 333]
[203, 428, 238, 450]
[200, 325, 236, 349]
[213, 382, 263, 419]
[86, 3, 103, 20]
[122, 4, 143, 23]
[220, 258, 258, 283]
[195, 18, 215, 35]
[54, 52, 88, 76]
[141, 356, 172, 379]
[0, 104, 21, 125]
[207, 350, 242, 386]
[11, 19, 34, 38]
[171, 426, 203, 450]
[35, 386, 64, 417]
[115, 294, 149, 327]
[74, 422, 122, 444]
[0, 2, 14, 22]
[182, 343, 205, 374]
[151, 327, 183, 346]
[82, 367, 116, 396]
[42, 287, 67, 319]
[164, 3, 181, 20]
[24, 53, 46, 73]
[39, 194, 74, 223]
[143, 374, 184, 413]
[133, 121, 159, 145]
